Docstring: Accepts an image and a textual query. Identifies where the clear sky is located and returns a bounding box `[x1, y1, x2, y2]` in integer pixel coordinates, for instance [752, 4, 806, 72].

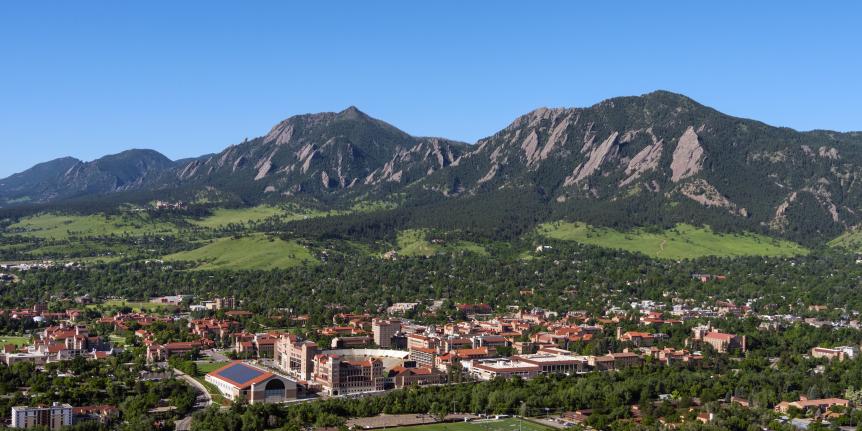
[1, 1, 860, 178]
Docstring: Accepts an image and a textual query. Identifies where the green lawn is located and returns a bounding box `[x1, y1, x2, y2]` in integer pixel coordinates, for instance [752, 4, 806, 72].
[7, 212, 176, 240]
[537, 221, 807, 259]
[396, 230, 488, 257]
[0, 335, 31, 347]
[108, 334, 127, 346]
[164, 233, 316, 270]
[86, 299, 176, 312]
[195, 376, 229, 405]
[196, 361, 231, 375]
[386, 418, 551, 431]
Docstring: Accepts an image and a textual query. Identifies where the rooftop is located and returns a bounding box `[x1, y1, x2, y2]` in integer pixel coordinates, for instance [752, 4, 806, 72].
[208, 361, 273, 389]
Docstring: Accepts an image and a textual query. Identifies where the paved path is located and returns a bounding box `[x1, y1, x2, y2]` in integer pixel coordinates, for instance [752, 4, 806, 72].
[173, 368, 213, 431]
[201, 348, 230, 362]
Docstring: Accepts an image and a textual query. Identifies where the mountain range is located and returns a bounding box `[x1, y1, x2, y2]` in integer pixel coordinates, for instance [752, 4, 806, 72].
[3, 91, 862, 243]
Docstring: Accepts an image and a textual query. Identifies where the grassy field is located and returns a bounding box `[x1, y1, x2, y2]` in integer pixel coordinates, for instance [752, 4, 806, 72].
[7, 212, 176, 240]
[196, 376, 229, 405]
[164, 233, 316, 270]
[189, 205, 334, 229]
[0, 335, 31, 347]
[196, 361, 231, 375]
[351, 200, 398, 212]
[396, 230, 488, 257]
[537, 222, 808, 259]
[189, 206, 285, 228]
[108, 334, 127, 346]
[386, 419, 551, 431]
[829, 228, 862, 251]
[86, 299, 176, 312]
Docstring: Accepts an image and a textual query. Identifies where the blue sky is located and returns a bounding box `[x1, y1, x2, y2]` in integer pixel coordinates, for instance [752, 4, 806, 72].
[1, 1, 860, 177]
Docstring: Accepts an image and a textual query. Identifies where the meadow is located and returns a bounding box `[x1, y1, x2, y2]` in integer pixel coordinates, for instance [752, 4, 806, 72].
[7, 212, 176, 240]
[396, 229, 488, 257]
[828, 228, 862, 251]
[537, 221, 808, 259]
[163, 233, 316, 270]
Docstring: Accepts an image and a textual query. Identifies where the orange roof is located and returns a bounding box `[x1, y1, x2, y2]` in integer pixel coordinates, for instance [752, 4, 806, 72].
[704, 332, 735, 341]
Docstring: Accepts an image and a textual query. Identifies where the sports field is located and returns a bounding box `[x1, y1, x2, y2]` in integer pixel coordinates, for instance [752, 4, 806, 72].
[0, 335, 31, 347]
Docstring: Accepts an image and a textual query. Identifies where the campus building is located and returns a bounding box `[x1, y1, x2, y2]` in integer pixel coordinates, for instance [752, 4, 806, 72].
[372, 319, 401, 348]
[275, 335, 318, 381]
[205, 362, 297, 404]
[313, 354, 385, 395]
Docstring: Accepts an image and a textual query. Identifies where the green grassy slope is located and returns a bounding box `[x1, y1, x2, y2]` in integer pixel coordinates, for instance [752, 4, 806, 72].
[7, 213, 176, 239]
[189, 206, 284, 228]
[828, 228, 862, 251]
[163, 233, 316, 270]
[396, 229, 488, 257]
[189, 205, 336, 229]
[538, 222, 807, 259]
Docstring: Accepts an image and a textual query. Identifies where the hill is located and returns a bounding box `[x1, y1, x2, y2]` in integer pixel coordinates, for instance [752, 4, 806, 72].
[0, 149, 175, 205]
[163, 234, 316, 270]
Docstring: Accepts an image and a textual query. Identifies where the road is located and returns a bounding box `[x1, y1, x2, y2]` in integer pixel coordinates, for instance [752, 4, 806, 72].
[173, 368, 212, 431]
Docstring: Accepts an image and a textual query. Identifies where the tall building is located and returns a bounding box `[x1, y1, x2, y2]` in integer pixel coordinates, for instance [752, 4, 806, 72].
[314, 354, 385, 395]
[372, 319, 401, 348]
[275, 335, 318, 381]
[11, 403, 73, 429]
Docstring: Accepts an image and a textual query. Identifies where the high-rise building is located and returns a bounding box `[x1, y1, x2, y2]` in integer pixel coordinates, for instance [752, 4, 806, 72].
[275, 335, 318, 381]
[372, 319, 401, 348]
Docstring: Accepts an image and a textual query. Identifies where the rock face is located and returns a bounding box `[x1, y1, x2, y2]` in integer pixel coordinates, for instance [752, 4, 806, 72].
[565, 132, 620, 185]
[670, 126, 704, 182]
[678, 179, 746, 216]
[620, 129, 663, 187]
[170, 107, 468, 197]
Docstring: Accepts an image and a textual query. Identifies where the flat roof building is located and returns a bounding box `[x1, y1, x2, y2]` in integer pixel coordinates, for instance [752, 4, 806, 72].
[466, 358, 542, 380]
[11, 403, 72, 429]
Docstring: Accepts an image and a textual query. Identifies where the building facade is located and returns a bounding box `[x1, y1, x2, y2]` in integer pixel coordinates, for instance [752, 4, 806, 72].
[11, 403, 73, 429]
[372, 319, 401, 348]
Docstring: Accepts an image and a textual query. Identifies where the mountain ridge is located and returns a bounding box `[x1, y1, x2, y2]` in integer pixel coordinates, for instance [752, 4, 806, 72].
[3, 91, 862, 244]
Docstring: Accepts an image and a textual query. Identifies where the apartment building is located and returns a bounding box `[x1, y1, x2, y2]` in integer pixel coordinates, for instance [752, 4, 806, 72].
[11, 403, 72, 429]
